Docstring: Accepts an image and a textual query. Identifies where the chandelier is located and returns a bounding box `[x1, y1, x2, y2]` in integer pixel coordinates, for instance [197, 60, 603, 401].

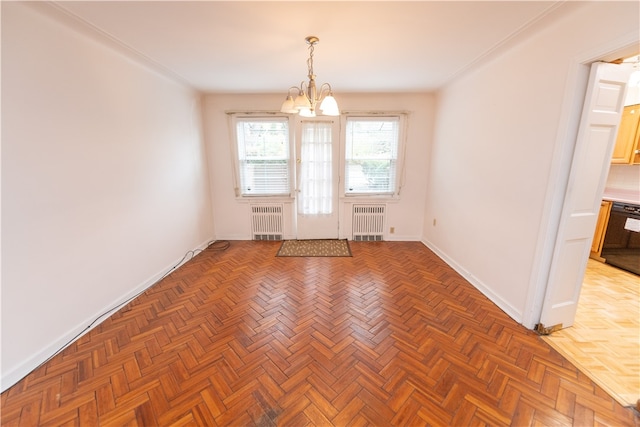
[280, 36, 340, 117]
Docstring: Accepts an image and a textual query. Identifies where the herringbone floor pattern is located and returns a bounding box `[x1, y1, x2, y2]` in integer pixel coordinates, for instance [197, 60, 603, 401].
[543, 259, 640, 407]
[2, 241, 638, 426]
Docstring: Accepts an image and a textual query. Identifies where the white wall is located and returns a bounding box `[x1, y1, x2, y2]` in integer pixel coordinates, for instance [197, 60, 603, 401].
[423, 1, 639, 324]
[625, 79, 640, 106]
[1, 2, 213, 390]
[203, 93, 434, 241]
[607, 165, 640, 194]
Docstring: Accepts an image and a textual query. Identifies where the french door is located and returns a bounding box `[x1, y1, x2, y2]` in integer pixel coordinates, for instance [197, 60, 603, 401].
[295, 119, 340, 239]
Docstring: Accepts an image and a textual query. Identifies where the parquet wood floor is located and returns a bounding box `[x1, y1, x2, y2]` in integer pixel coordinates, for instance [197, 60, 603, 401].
[2, 241, 639, 426]
[543, 259, 640, 408]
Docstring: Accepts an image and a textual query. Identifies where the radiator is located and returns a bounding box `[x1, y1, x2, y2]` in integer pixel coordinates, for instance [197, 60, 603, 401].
[352, 204, 385, 241]
[251, 204, 283, 240]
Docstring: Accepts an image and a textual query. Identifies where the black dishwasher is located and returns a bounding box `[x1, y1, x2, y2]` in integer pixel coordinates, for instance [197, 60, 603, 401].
[600, 202, 640, 275]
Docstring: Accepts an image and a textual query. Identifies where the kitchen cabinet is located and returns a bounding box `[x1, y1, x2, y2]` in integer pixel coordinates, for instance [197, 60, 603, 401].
[590, 200, 612, 260]
[611, 104, 640, 164]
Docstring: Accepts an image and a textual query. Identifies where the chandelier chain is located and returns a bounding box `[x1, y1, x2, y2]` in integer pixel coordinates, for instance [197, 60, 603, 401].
[307, 43, 315, 78]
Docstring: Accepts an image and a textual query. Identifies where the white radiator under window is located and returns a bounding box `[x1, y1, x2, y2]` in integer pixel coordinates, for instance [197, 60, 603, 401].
[352, 204, 385, 241]
[251, 204, 283, 240]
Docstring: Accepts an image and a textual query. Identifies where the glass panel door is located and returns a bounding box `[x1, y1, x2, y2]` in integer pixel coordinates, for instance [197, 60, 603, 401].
[296, 120, 339, 239]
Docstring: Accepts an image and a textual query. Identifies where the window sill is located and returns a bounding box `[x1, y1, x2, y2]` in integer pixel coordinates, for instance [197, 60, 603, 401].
[235, 196, 295, 203]
[340, 194, 401, 203]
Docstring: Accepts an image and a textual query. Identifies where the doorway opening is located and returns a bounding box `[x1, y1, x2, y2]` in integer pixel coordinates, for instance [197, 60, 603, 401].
[542, 54, 640, 409]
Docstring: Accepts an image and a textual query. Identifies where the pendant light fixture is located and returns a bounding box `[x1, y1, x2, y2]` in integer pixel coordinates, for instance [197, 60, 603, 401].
[280, 36, 340, 117]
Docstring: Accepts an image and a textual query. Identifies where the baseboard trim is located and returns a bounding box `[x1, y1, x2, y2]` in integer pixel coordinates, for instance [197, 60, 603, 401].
[0, 237, 215, 393]
[421, 239, 524, 324]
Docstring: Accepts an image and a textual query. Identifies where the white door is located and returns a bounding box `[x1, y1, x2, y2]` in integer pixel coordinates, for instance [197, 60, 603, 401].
[538, 62, 632, 331]
[295, 119, 340, 239]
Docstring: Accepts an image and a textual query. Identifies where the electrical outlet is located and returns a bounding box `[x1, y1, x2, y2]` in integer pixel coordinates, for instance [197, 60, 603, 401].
[390, 227, 395, 234]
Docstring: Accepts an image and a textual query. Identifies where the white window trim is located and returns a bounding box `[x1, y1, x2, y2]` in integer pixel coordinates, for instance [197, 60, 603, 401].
[227, 111, 409, 202]
[339, 112, 408, 199]
[228, 113, 295, 200]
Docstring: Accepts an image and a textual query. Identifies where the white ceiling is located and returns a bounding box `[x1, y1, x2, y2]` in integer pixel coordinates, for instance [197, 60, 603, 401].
[50, 1, 570, 94]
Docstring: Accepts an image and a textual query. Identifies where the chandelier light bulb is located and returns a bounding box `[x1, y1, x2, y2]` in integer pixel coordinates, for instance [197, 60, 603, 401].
[280, 95, 297, 114]
[299, 108, 316, 118]
[294, 92, 311, 109]
[320, 94, 339, 116]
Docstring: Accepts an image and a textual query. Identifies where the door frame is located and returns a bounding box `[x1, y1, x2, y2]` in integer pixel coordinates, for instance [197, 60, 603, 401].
[522, 35, 639, 329]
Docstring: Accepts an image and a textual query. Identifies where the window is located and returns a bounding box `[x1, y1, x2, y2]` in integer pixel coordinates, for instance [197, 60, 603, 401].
[235, 118, 290, 196]
[344, 116, 401, 195]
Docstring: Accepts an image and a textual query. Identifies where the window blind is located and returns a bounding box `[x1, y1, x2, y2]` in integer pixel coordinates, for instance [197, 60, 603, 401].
[344, 117, 400, 194]
[236, 119, 290, 196]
